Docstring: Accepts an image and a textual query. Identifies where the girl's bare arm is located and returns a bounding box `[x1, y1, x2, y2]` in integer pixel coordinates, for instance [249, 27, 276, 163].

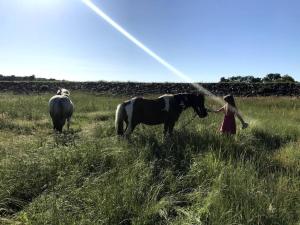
[212, 106, 225, 113]
[236, 111, 248, 128]
[236, 111, 245, 122]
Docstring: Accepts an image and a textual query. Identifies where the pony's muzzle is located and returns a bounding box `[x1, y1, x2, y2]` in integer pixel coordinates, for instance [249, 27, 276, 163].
[196, 107, 208, 118]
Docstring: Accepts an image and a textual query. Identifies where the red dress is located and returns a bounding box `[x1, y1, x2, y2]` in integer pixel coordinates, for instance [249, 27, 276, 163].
[219, 108, 236, 135]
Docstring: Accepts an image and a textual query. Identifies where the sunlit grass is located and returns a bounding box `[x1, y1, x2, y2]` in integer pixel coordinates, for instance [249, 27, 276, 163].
[0, 92, 299, 225]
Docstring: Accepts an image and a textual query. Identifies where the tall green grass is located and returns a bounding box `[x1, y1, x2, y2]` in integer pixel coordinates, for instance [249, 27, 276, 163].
[0, 92, 299, 225]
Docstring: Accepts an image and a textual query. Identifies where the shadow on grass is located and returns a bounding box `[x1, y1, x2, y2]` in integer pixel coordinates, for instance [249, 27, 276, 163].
[251, 128, 291, 151]
[52, 129, 81, 146]
[128, 126, 294, 177]
[93, 113, 114, 122]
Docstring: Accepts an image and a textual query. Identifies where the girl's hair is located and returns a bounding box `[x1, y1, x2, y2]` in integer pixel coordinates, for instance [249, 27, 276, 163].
[223, 94, 236, 108]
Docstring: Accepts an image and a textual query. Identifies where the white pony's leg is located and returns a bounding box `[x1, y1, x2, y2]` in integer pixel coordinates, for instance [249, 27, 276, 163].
[124, 99, 136, 136]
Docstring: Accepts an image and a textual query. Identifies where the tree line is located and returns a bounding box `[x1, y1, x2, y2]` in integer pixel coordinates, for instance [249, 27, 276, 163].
[0, 75, 57, 81]
[220, 74, 296, 83]
[0, 73, 297, 83]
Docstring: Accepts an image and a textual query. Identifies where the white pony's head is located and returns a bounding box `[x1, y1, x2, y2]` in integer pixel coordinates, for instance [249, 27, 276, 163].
[57, 88, 70, 97]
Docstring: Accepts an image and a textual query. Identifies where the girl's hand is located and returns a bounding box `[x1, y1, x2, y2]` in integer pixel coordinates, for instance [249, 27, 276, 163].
[207, 108, 221, 113]
[242, 122, 248, 129]
[206, 108, 217, 113]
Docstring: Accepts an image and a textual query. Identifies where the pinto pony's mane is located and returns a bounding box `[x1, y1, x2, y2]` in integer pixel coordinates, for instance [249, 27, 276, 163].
[57, 88, 70, 97]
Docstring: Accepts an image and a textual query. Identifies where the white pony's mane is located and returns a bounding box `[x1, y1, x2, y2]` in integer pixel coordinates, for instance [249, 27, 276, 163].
[57, 88, 70, 97]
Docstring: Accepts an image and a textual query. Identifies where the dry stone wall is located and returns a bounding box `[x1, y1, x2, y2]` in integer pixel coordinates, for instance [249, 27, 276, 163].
[0, 81, 299, 96]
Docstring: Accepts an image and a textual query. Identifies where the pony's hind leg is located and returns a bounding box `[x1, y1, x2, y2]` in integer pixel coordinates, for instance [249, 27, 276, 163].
[57, 118, 66, 133]
[52, 119, 62, 132]
[54, 121, 63, 132]
[67, 117, 71, 130]
[167, 120, 175, 136]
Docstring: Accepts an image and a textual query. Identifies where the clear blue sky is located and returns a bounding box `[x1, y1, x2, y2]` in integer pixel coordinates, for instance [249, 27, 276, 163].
[0, 0, 299, 82]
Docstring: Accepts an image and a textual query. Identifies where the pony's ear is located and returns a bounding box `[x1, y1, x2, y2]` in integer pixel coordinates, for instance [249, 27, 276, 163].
[57, 88, 62, 95]
[65, 90, 70, 96]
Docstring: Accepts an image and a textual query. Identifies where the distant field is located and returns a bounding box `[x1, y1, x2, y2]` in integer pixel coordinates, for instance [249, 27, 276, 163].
[0, 92, 299, 225]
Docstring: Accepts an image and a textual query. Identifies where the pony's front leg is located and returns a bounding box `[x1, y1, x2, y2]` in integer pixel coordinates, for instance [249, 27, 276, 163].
[167, 120, 175, 136]
[124, 126, 132, 137]
[125, 120, 139, 138]
[163, 122, 169, 137]
[124, 121, 134, 138]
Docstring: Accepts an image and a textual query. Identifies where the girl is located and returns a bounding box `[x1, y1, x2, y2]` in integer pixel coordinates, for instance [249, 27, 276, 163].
[214, 94, 248, 135]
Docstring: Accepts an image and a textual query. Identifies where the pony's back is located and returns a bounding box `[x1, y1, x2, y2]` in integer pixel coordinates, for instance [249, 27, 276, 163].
[49, 95, 73, 116]
[49, 93, 73, 132]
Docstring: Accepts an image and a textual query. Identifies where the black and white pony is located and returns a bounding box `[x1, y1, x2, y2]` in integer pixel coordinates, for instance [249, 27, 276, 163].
[115, 93, 208, 136]
[49, 88, 74, 132]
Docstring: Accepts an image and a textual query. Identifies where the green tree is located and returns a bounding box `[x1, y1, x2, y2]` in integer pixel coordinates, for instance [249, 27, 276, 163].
[281, 74, 295, 83]
[263, 73, 281, 82]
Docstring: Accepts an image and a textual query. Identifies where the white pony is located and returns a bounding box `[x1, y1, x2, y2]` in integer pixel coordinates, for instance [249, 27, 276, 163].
[49, 88, 74, 132]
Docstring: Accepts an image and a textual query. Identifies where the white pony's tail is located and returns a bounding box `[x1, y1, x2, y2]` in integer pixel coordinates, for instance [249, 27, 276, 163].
[115, 103, 126, 136]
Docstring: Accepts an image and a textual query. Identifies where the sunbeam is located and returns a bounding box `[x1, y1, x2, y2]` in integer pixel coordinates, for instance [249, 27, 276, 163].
[81, 0, 223, 102]
[81, 0, 254, 124]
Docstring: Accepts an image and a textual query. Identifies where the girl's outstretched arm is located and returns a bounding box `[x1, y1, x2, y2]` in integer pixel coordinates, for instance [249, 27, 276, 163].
[236, 111, 248, 129]
[213, 106, 225, 113]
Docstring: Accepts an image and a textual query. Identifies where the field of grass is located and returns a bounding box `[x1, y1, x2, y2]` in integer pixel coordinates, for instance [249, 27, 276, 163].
[0, 92, 299, 225]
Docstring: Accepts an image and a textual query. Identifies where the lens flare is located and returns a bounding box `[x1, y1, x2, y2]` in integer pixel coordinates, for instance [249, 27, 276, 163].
[81, 0, 251, 123]
[81, 0, 222, 101]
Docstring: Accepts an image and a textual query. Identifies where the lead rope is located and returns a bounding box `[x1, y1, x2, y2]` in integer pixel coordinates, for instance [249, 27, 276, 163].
[179, 107, 213, 129]
[180, 112, 198, 129]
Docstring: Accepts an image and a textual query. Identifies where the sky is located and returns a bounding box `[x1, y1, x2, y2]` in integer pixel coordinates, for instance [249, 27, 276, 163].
[0, 0, 299, 82]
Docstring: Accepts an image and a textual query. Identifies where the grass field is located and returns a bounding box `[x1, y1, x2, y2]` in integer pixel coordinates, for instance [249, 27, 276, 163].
[0, 92, 299, 225]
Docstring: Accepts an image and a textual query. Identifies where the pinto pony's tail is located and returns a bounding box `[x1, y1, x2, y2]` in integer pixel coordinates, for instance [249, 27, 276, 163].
[115, 103, 126, 136]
